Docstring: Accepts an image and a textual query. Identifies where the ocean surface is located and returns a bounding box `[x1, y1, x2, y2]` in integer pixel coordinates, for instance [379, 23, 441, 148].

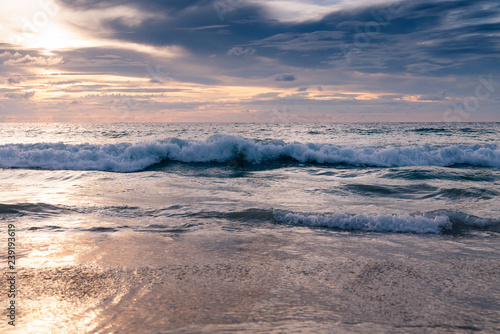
[1, 122, 499, 333]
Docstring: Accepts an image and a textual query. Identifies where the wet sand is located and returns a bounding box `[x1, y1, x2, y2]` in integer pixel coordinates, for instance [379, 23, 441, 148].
[2, 227, 500, 333]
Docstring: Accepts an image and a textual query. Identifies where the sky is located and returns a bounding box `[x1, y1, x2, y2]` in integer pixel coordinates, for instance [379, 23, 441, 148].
[0, 0, 499, 122]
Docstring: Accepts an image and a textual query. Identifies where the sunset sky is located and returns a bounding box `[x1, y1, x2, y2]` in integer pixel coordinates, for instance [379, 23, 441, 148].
[1, 0, 499, 122]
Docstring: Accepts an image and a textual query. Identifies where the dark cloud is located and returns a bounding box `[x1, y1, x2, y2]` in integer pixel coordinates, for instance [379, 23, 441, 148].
[55, 0, 500, 80]
[0, 88, 19, 93]
[380, 94, 404, 100]
[59, 0, 272, 55]
[59, 0, 213, 12]
[274, 73, 296, 81]
[7, 77, 21, 85]
[327, 0, 500, 75]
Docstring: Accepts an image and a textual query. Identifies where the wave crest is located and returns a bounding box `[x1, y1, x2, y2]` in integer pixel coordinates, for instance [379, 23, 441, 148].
[273, 210, 499, 234]
[0, 135, 499, 172]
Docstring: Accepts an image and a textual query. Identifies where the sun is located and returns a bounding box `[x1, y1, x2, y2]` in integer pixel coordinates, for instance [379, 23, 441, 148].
[0, 0, 87, 52]
[23, 22, 92, 52]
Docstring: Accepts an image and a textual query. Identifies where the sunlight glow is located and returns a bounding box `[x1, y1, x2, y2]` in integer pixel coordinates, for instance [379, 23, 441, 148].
[24, 23, 95, 52]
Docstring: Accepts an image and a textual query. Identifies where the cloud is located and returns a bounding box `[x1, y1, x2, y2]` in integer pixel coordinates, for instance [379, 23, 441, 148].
[251, 31, 344, 51]
[273, 73, 296, 81]
[5, 91, 35, 99]
[405, 63, 448, 74]
[54, 0, 500, 77]
[327, 0, 500, 75]
[418, 90, 447, 101]
[49, 80, 80, 86]
[2, 53, 63, 66]
[176, 24, 229, 31]
[7, 77, 21, 85]
[227, 46, 256, 56]
[0, 0, 498, 121]
[0, 51, 20, 59]
[252, 92, 281, 99]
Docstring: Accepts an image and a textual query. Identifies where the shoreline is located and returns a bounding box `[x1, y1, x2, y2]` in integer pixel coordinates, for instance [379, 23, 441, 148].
[2, 227, 499, 333]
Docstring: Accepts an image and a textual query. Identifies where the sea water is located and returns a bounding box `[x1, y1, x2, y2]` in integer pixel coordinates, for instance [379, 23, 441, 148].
[0, 122, 499, 333]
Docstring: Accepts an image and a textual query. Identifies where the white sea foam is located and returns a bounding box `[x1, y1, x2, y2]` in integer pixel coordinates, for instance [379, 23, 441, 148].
[0, 135, 499, 172]
[273, 210, 453, 233]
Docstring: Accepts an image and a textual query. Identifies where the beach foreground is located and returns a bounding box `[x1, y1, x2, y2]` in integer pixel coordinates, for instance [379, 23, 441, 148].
[2, 226, 499, 333]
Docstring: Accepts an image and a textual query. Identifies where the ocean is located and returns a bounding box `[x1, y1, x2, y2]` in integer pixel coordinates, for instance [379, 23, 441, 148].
[1, 122, 499, 333]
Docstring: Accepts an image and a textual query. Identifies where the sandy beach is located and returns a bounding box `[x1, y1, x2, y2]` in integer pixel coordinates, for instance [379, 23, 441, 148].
[3, 226, 499, 333]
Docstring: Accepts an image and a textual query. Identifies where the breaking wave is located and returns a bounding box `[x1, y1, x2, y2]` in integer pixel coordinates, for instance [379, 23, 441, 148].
[2, 202, 498, 234]
[272, 210, 499, 234]
[0, 135, 499, 172]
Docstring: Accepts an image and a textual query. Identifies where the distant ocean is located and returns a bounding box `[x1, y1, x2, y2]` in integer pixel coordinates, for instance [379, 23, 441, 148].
[1, 123, 499, 333]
